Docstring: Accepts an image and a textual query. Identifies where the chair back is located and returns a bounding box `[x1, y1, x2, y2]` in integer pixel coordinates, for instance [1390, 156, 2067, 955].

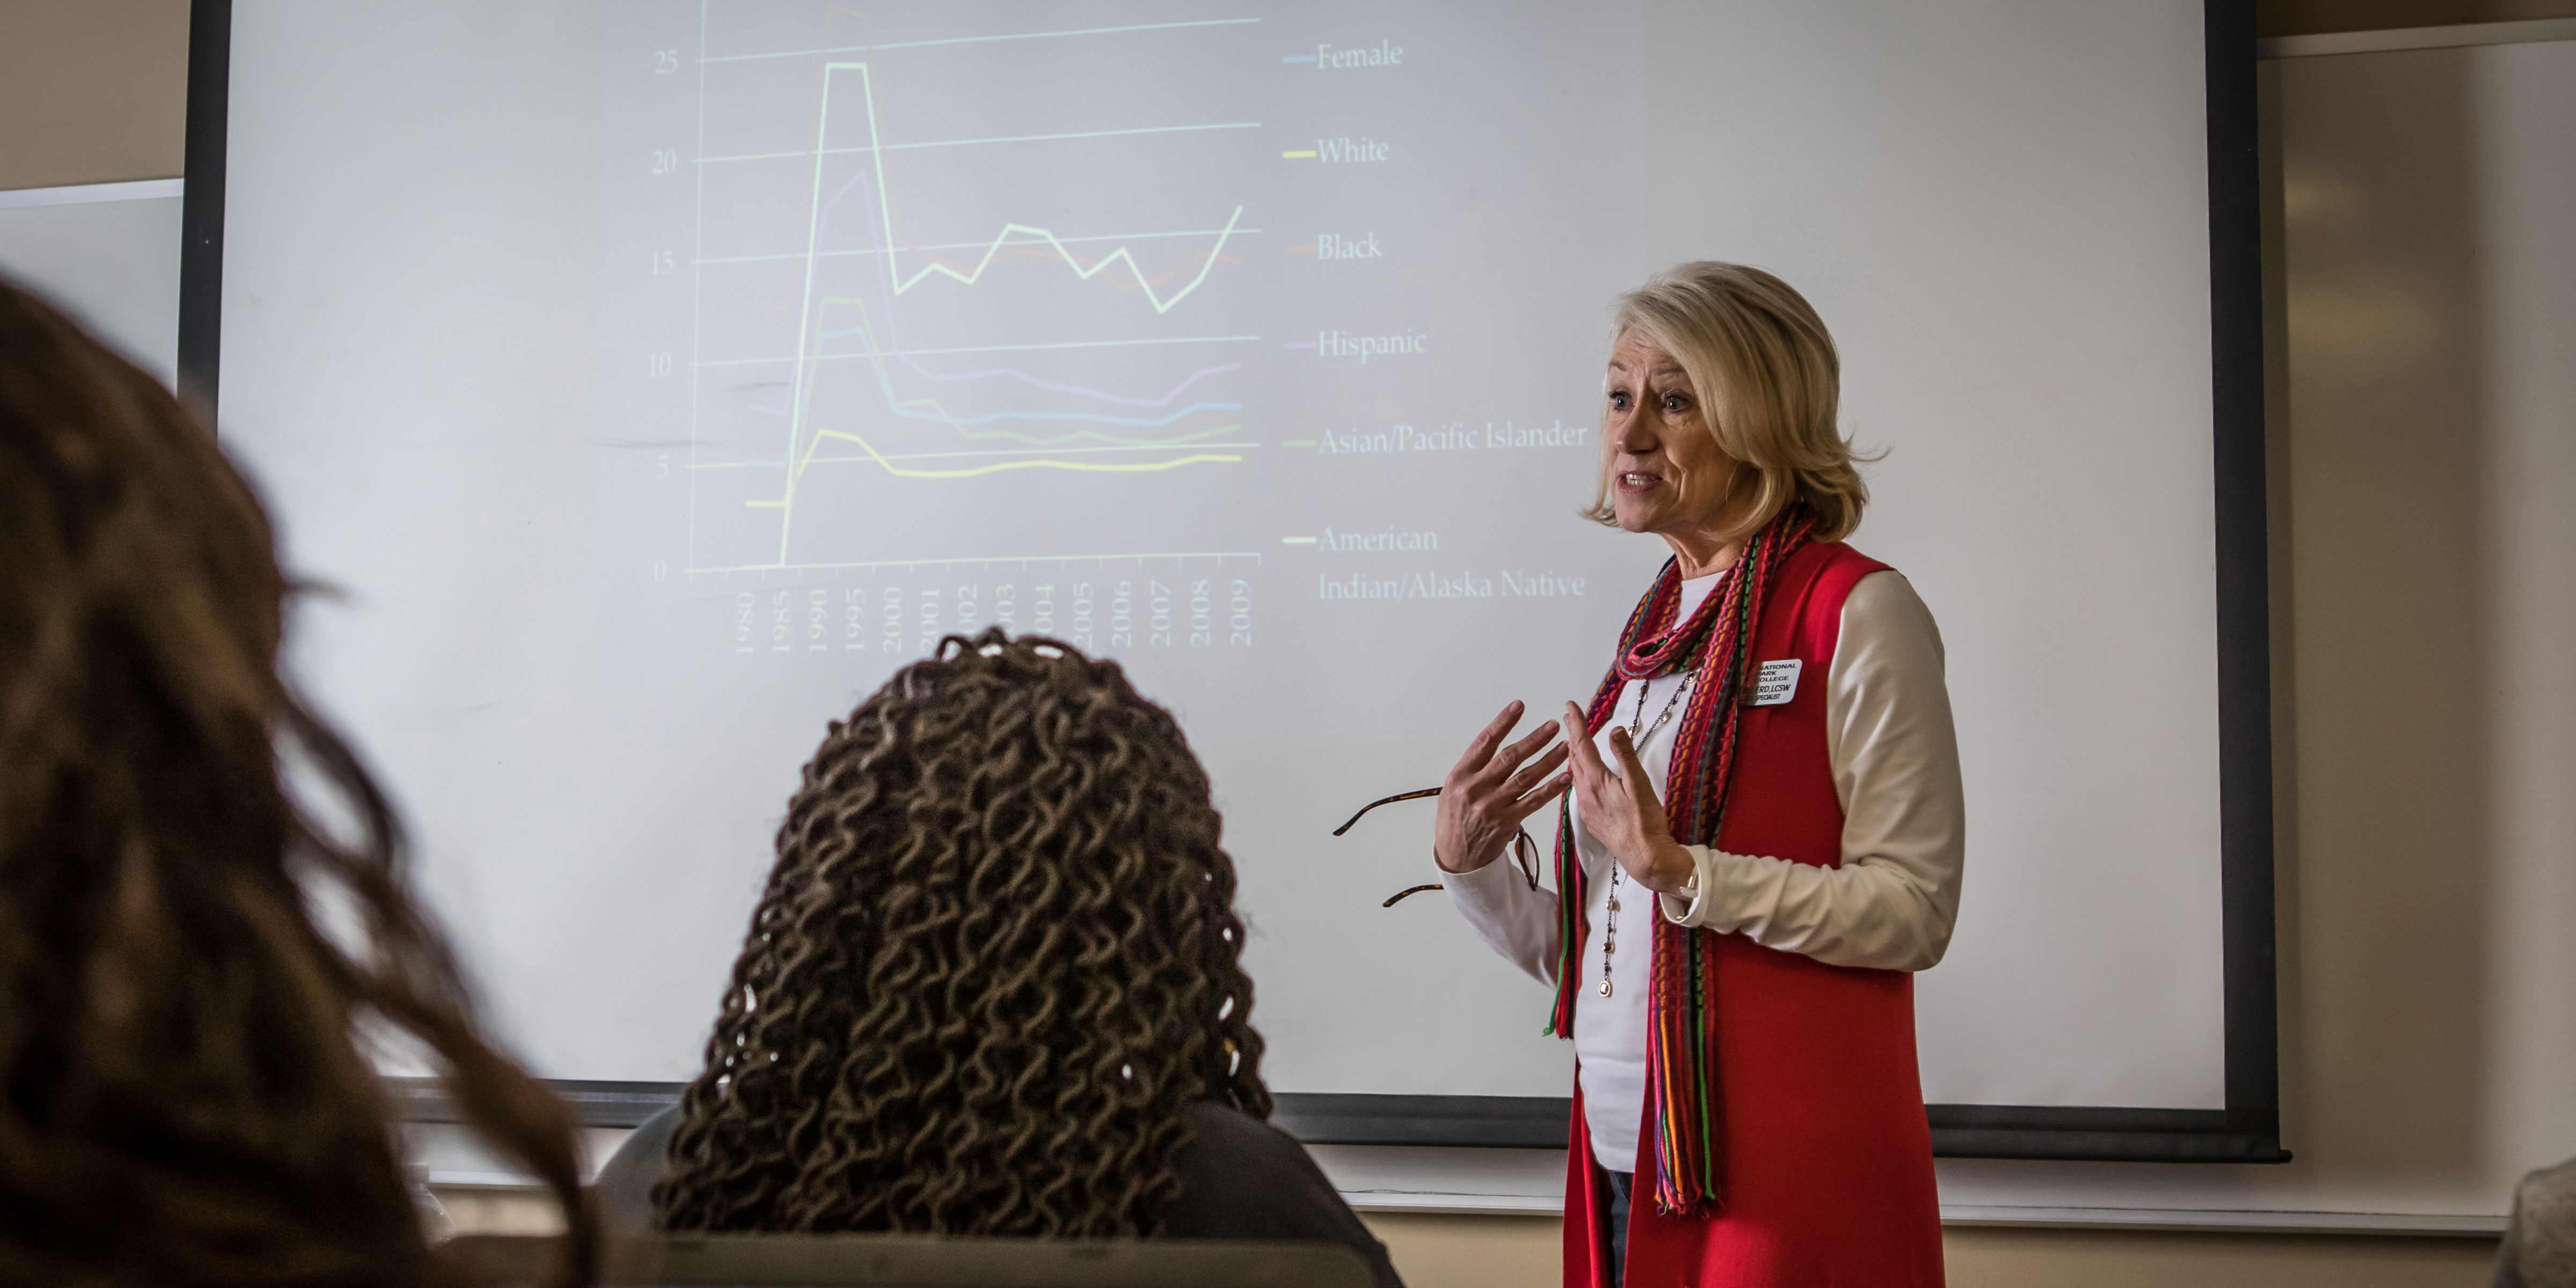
[442, 1233, 1376, 1287]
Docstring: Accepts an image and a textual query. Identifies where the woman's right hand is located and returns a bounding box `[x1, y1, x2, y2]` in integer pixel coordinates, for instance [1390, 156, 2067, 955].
[1433, 701, 1573, 874]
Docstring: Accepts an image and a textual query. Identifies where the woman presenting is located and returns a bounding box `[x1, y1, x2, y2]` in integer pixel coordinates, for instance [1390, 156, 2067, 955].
[1437, 263, 1964, 1287]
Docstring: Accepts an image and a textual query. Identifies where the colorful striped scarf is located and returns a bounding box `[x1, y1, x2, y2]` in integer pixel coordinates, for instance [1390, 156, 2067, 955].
[1546, 506, 1817, 1217]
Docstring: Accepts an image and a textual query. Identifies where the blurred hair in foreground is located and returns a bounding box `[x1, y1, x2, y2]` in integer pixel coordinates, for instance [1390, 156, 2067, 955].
[0, 277, 595, 1287]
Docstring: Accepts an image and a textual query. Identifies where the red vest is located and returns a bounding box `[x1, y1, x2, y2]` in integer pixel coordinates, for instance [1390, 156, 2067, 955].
[1562, 543, 1945, 1287]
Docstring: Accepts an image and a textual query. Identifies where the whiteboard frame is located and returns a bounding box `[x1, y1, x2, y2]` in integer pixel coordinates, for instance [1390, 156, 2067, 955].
[181, 0, 2285, 1164]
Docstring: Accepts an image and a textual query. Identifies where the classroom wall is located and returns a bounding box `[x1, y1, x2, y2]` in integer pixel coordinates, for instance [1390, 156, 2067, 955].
[0, 0, 189, 190]
[5, 4, 2568, 1287]
[2270, 21, 2576, 1226]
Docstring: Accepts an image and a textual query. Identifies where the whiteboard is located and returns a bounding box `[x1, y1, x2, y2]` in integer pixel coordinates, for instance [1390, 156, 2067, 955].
[0, 180, 183, 387]
[208, 0, 2259, 1155]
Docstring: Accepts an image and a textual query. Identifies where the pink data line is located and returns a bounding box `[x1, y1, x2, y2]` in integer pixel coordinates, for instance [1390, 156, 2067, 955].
[898, 358, 1243, 407]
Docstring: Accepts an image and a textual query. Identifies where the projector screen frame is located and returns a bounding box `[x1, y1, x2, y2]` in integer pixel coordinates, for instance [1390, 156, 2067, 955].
[179, 0, 2285, 1165]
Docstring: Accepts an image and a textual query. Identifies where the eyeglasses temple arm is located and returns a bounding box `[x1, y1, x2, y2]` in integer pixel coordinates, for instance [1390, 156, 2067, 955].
[1330, 786, 1444, 836]
[1381, 883, 1445, 908]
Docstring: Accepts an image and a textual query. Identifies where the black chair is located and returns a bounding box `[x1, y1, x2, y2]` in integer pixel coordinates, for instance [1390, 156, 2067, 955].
[443, 1233, 1375, 1287]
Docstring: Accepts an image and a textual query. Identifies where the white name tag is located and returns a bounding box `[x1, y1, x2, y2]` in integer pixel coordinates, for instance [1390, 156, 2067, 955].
[1750, 658, 1802, 707]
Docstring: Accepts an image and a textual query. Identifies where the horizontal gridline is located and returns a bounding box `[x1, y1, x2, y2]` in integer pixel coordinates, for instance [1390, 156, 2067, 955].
[691, 336, 1264, 364]
[697, 120, 1262, 164]
[698, 18, 1263, 64]
[693, 226, 1264, 267]
[689, 551, 1265, 575]
[691, 443, 1262, 469]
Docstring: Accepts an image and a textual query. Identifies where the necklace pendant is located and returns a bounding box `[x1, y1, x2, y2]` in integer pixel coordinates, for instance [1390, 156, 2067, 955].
[1598, 979, 1613, 998]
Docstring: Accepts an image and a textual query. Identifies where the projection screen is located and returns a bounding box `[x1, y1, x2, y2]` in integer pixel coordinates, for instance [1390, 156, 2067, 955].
[189, 0, 2279, 1161]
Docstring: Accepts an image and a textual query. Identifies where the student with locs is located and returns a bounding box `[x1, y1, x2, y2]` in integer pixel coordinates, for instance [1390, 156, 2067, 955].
[1431, 264, 1966, 1286]
[592, 631, 1402, 1288]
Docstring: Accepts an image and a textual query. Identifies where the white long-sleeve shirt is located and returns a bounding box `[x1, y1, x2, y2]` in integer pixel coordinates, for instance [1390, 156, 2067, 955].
[1443, 568, 1965, 1171]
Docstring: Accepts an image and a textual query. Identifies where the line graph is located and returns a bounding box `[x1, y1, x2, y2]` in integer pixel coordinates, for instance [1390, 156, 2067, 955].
[602, 0, 1646, 681]
[752, 57, 1257, 554]
[668, 4, 1268, 576]
[752, 68, 1252, 558]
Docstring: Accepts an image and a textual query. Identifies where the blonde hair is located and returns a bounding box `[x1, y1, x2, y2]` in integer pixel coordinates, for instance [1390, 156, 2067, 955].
[1585, 262, 1870, 542]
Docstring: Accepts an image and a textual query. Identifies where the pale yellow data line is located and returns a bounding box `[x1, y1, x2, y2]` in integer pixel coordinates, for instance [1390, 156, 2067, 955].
[748, 429, 1240, 504]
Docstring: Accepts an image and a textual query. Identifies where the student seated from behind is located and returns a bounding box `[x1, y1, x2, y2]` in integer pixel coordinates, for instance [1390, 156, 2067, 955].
[0, 279, 595, 1287]
[593, 631, 1400, 1286]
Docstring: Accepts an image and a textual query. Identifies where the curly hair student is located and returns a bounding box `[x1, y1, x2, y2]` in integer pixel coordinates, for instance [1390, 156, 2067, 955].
[595, 631, 1398, 1286]
[0, 277, 596, 1286]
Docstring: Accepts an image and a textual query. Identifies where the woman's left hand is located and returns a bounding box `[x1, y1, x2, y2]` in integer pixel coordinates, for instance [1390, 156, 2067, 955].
[1562, 702, 1700, 895]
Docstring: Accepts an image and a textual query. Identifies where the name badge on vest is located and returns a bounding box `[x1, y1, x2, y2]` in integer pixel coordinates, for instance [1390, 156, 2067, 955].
[1748, 658, 1802, 707]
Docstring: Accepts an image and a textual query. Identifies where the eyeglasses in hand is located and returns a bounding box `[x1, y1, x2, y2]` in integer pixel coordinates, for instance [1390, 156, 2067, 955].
[1334, 787, 1543, 907]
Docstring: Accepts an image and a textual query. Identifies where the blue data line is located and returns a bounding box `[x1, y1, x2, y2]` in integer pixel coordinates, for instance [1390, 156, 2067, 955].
[810, 305, 1236, 447]
[811, 325, 1238, 427]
